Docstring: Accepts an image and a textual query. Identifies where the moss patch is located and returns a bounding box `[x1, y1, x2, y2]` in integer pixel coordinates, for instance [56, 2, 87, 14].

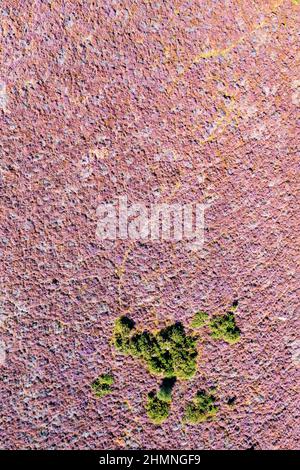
[184, 390, 218, 424]
[91, 373, 114, 398]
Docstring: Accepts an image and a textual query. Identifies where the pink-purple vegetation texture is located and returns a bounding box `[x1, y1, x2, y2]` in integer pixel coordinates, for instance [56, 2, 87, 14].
[0, 0, 299, 449]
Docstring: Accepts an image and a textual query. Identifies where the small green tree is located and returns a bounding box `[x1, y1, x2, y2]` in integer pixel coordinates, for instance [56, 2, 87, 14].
[209, 312, 240, 344]
[146, 392, 170, 424]
[184, 390, 218, 424]
[113, 316, 135, 353]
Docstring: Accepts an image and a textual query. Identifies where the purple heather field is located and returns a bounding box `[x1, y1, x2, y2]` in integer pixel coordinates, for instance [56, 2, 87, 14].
[0, 0, 299, 450]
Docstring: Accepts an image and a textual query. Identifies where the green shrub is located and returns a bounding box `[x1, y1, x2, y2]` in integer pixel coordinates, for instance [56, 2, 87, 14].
[129, 331, 157, 360]
[184, 390, 218, 424]
[146, 392, 170, 424]
[112, 318, 198, 380]
[91, 373, 114, 398]
[191, 311, 209, 328]
[155, 323, 198, 379]
[209, 312, 240, 344]
[157, 377, 176, 403]
[113, 315, 135, 353]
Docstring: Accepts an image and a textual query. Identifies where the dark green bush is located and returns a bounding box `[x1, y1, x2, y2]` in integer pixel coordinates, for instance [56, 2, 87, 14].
[146, 392, 170, 424]
[209, 312, 240, 344]
[91, 373, 114, 398]
[112, 318, 198, 380]
[184, 390, 218, 424]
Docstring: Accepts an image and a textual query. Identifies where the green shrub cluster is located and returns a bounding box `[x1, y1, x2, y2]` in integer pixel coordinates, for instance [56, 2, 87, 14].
[113, 305, 240, 424]
[184, 390, 218, 424]
[191, 311, 209, 328]
[91, 373, 114, 398]
[113, 317, 198, 380]
[191, 303, 240, 345]
[146, 392, 171, 424]
[209, 312, 240, 344]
